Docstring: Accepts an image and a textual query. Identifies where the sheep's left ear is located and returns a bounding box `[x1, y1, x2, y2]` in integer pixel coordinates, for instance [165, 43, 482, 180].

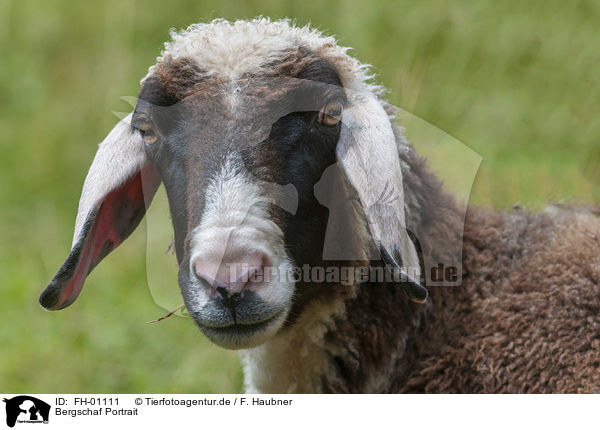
[39, 113, 161, 310]
[336, 92, 428, 303]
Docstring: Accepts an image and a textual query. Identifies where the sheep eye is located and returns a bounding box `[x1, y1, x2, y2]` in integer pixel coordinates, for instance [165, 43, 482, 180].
[138, 122, 158, 145]
[318, 101, 343, 127]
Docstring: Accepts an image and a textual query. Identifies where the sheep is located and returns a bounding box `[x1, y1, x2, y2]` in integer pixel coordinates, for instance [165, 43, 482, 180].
[40, 18, 600, 393]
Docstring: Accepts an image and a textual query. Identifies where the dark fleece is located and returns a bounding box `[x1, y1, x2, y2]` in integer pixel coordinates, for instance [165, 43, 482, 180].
[322, 145, 600, 393]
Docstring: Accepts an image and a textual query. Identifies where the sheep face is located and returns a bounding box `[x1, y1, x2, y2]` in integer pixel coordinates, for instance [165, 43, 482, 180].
[135, 56, 347, 348]
[40, 20, 426, 352]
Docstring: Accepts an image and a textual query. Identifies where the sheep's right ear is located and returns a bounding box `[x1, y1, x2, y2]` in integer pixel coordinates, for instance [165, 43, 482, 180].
[39, 113, 161, 310]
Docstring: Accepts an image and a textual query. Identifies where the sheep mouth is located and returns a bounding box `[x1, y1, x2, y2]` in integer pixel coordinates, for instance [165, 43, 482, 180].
[180, 271, 293, 348]
[193, 308, 287, 349]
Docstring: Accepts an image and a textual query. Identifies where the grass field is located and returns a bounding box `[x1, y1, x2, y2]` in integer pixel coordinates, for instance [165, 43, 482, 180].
[1, 0, 598, 393]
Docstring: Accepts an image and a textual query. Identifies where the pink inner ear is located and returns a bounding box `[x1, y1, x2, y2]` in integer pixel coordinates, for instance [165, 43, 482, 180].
[42, 164, 160, 310]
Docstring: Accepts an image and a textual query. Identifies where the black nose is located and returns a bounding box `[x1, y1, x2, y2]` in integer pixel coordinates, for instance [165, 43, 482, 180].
[216, 287, 245, 311]
[216, 286, 229, 299]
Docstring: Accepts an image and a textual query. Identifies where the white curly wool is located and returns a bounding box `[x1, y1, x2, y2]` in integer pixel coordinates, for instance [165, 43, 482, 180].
[143, 18, 382, 96]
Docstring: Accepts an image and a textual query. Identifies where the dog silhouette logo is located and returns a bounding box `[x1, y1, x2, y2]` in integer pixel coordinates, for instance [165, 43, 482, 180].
[3, 396, 50, 427]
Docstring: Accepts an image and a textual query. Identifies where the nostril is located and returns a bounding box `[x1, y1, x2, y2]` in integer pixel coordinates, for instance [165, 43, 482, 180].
[215, 286, 229, 299]
[260, 254, 271, 271]
[216, 288, 242, 317]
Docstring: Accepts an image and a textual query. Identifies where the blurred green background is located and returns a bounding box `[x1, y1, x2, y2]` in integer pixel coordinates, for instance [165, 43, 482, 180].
[0, 0, 598, 393]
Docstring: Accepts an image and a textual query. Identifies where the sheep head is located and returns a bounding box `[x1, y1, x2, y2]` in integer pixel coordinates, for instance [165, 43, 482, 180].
[40, 19, 427, 349]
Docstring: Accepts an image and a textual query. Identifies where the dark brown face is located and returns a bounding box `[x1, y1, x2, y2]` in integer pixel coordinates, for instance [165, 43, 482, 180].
[133, 52, 348, 348]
